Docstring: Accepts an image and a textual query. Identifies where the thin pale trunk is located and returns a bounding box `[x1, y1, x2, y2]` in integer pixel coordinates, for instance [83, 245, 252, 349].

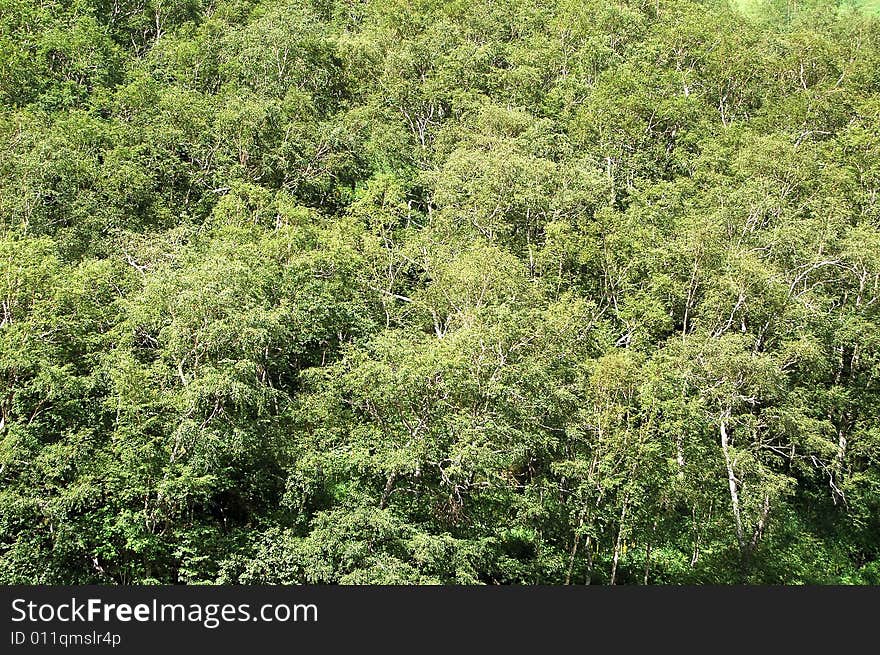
[832, 427, 847, 504]
[682, 258, 699, 340]
[644, 520, 657, 585]
[565, 513, 584, 585]
[584, 536, 593, 585]
[379, 472, 397, 509]
[565, 533, 580, 585]
[720, 419, 745, 552]
[750, 493, 771, 550]
[675, 382, 687, 476]
[675, 435, 685, 475]
[575, 453, 602, 585]
[610, 494, 629, 585]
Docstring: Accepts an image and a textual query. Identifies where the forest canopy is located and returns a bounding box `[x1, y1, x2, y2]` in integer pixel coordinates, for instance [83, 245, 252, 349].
[1, 0, 879, 584]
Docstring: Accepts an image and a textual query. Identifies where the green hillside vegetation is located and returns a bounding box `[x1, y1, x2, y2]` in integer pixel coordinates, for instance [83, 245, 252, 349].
[1, 0, 879, 584]
[851, 0, 880, 13]
[736, 0, 880, 15]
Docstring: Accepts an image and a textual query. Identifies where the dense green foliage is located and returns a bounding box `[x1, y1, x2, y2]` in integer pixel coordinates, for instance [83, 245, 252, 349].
[1, 0, 879, 584]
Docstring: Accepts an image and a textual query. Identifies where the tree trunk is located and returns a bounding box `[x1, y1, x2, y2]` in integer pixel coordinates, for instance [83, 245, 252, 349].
[610, 494, 629, 585]
[644, 520, 657, 584]
[832, 426, 847, 504]
[565, 513, 584, 585]
[720, 419, 745, 552]
[379, 472, 397, 509]
[584, 536, 594, 585]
